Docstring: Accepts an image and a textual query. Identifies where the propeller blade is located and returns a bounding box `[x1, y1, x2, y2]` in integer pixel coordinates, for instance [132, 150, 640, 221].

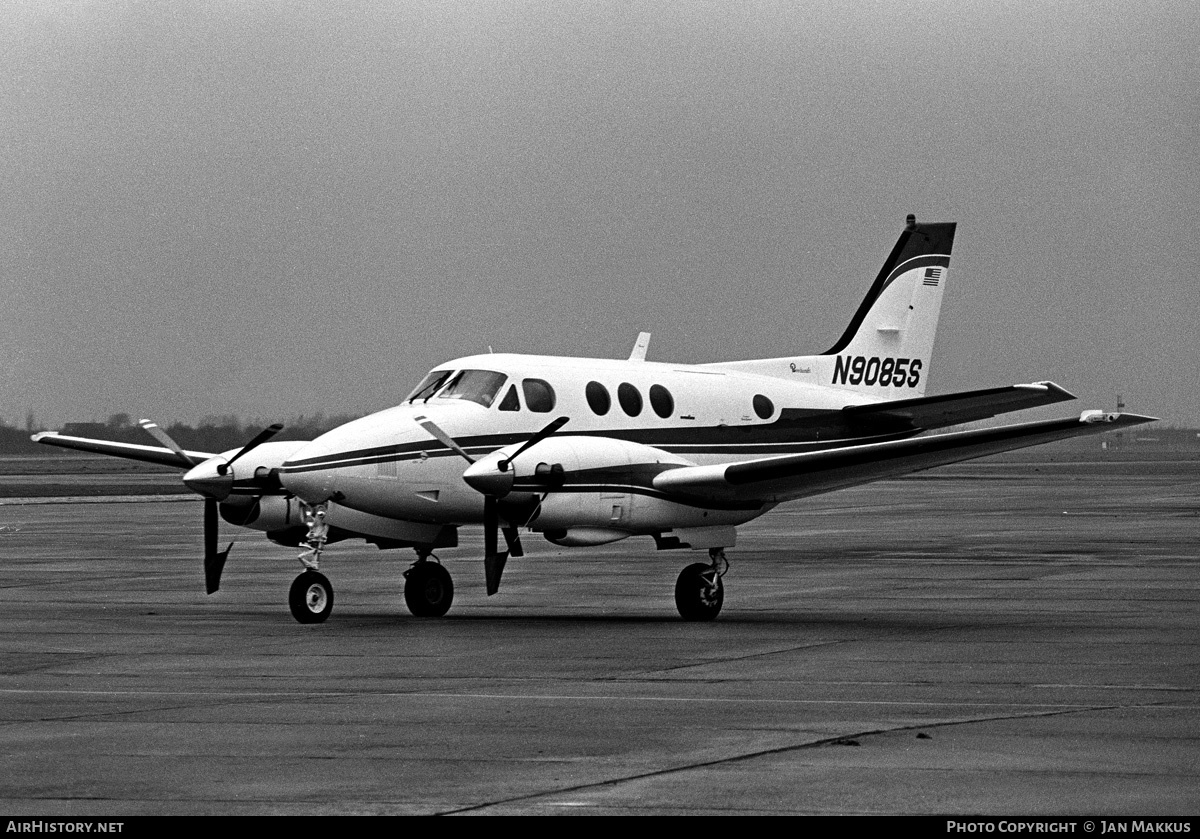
[222, 423, 284, 472]
[499, 416, 568, 471]
[483, 495, 508, 596]
[413, 415, 477, 463]
[484, 495, 498, 557]
[139, 419, 199, 467]
[203, 498, 232, 594]
[501, 525, 524, 558]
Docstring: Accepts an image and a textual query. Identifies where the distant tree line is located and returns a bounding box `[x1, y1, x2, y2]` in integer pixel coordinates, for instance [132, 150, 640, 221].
[0, 413, 365, 455]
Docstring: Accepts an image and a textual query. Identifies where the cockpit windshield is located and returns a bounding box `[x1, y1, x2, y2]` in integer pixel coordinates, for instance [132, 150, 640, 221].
[435, 369, 508, 408]
[405, 369, 452, 403]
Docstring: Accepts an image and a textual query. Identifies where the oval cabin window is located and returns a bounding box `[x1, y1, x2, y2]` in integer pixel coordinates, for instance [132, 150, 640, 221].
[649, 384, 674, 418]
[585, 381, 611, 415]
[617, 383, 643, 416]
[753, 394, 774, 420]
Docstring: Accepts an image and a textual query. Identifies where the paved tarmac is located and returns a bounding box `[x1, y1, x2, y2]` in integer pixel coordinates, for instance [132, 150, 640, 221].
[0, 462, 1196, 815]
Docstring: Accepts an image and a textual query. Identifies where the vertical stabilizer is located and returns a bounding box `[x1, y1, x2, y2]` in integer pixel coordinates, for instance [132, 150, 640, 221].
[707, 215, 955, 399]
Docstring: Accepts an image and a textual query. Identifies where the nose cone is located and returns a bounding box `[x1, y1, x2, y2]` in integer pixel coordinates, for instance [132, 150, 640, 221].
[462, 454, 515, 497]
[183, 458, 233, 500]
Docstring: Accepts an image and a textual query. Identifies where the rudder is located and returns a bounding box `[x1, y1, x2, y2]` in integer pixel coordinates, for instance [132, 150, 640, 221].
[820, 215, 955, 398]
[702, 214, 956, 399]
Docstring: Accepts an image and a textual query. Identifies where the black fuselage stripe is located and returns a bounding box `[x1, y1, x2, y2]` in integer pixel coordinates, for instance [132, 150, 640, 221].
[278, 430, 917, 474]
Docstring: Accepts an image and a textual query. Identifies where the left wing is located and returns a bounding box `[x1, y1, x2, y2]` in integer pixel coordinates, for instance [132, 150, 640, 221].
[653, 411, 1156, 505]
[31, 432, 216, 468]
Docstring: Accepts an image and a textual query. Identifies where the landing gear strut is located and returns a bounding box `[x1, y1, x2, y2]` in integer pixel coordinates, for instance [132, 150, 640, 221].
[674, 548, 727, 621]
[288, 502, 334, 624]
[297, 503, 330, 570]
[404, 554, 454, 617]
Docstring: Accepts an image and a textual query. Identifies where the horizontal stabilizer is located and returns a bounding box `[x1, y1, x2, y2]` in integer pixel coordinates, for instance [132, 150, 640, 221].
[843, 381, 1076, 432]
[31, 432, 216, 469]
[653, 412, 1157, 505]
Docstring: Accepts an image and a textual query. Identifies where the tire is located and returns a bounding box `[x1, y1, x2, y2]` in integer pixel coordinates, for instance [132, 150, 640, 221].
[674, 562, 723, 621]
[289, 570, 334, 624]
[404, 562, 454, 617]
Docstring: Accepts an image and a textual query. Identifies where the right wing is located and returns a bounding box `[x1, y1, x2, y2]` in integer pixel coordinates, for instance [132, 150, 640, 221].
[654, 411, 1156, 506]
[843, 381, 1076, 433]
[31, 432, 216, 469]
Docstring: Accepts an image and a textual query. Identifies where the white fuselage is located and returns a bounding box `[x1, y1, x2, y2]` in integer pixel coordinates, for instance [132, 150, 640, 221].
[278, 352, 899, 533]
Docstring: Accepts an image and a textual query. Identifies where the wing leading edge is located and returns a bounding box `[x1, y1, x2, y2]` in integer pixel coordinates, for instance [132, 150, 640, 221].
[31, 432, 216, 469]
[653, 411, 1156, 505]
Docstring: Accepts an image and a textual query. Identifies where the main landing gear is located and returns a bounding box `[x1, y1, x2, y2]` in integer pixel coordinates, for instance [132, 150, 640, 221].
[403, 554, 454, 617]
[674, 548, 728, 621]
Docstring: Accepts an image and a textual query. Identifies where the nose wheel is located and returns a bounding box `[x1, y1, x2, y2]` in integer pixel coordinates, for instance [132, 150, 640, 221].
[289, 570, 334, 624]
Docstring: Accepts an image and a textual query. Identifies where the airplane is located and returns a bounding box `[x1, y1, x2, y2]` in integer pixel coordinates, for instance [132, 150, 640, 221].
[34, 214, 1155, 624]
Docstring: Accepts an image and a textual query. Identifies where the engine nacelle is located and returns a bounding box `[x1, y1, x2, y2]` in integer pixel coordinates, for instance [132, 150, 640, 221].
[541, 527, 631, 547]
[219, 495, 455, 549]
[496, 435, 763, 534]
[219, 494, 298, 531]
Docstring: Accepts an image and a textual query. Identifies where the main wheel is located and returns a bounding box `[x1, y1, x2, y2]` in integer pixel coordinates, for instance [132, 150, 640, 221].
[674, 562, 723, 621]
[404, 562, 454, 617]
[289, 570, 334, 624]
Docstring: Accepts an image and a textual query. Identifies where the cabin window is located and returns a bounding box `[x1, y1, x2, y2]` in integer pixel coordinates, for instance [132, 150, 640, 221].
[522, 378, 556, 412]
[753, 394, 775, 420]
[406, 369, 452, 402]
[436, 369, 508, 408]
[498, 384, 520, 411]
[585, 381, 611, 415]
[649, 384, 674, 418]
[617, 382, 643, 416]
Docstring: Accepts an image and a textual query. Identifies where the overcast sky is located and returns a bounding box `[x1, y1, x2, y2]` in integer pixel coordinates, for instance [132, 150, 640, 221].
[2, 0, 1196, 429]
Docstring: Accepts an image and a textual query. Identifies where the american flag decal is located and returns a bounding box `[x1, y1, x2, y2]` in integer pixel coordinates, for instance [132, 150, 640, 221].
[923, 267, 943, 286]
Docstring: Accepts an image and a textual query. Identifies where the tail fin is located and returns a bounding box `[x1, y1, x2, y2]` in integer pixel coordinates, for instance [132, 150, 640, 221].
[804, 215, 955, 398]
[705, 215, 955, 399]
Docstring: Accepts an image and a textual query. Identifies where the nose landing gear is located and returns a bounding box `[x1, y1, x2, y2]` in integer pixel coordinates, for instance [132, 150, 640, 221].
[288, 503, 334, 624]
[289, 570, 334, 624]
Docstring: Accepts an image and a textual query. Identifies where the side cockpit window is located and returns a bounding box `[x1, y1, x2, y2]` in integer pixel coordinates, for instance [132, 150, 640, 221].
[522, 378, 556, 412]
[436, 370, 508, 408]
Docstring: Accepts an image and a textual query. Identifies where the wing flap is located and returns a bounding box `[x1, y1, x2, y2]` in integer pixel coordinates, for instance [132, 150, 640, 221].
[842, 381, 1076, 432]
[653, 412, 1156, 505]
[31, 432, 216, 469]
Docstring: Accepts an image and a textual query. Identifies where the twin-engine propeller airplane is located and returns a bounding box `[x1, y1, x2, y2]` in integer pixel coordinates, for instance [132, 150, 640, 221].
[35, 215, 1154, 623]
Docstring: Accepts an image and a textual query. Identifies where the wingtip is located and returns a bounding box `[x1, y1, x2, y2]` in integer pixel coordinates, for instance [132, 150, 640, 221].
[1020, 381, 1077, 401]
[1080, 410, 1158, 426]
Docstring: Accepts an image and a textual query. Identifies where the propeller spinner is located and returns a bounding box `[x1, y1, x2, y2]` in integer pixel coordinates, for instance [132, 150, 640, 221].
[414, 414, 568, 594]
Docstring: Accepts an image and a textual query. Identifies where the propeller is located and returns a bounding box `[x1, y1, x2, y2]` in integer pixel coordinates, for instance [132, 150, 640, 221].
[140, 419, 284, 594]
[414, 414, 567, 594]
[498, 416, 569, 472]
[139, 419, 201, 467]
[217, 423, 284, 475]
